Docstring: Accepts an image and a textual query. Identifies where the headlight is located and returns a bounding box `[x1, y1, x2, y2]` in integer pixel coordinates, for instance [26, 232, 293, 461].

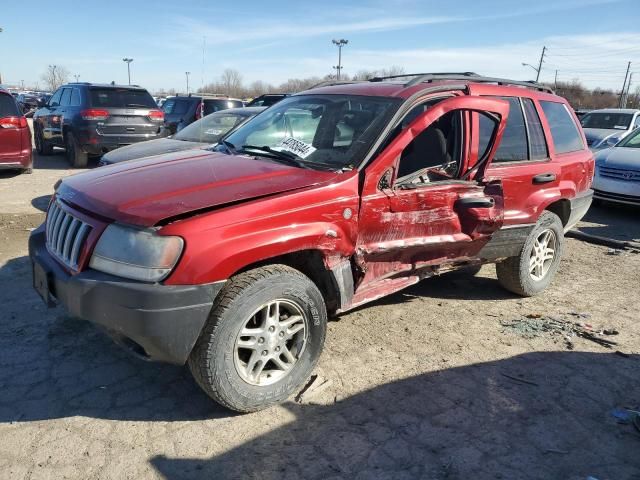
[89, 224, 184, 282]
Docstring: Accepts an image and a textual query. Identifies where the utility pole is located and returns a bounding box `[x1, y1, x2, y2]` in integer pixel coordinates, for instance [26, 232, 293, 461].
[622, 72, 634, 108]
[0, 27, 3, 84]
[332, 39, 348, 80]
[122, 58, 133, 85]
[74, 74, 80, 82]
[185, 72, 190, 94]
[619, 61, 631, 108]
[535, 46, 546, 82]
[554, 69, 558, 90]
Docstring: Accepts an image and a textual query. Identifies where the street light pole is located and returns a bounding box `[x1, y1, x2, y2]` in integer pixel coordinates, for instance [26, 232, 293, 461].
[74, 74, 80, 82]
[185, 71, 191, 94]
[122, 58, 133, 85]
[332, 39, 348, 80]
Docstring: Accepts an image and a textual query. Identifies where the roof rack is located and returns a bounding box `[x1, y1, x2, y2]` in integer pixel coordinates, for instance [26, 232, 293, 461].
[390, 72, 553, 93]
[369, 72, 480, 82]
[309, 80, 362, 90]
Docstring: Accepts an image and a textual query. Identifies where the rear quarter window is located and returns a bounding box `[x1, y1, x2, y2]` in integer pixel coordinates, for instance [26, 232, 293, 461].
[539, 101, 584, 154]
[0, 94, 20, 117]
[203, 99, 244, 115]
[163, 99, 189, 115]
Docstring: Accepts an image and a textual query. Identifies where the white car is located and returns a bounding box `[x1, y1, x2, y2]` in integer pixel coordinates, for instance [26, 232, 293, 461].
[581, 108, 640, 150]
[593, 127, 640, 205]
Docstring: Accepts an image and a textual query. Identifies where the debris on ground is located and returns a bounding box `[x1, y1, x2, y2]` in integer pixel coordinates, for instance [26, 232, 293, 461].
[607, 248, 623, 256]
[610, 407, 640, 435]
[501, 313, 619, 350]
[295, 374, 333, 403]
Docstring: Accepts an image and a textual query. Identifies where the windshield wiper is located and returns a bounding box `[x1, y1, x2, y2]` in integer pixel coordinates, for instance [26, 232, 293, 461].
[221, 139, 238, 154]
[241, 145, 310, 169]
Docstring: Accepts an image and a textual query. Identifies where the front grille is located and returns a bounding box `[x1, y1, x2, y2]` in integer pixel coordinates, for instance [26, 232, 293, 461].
[45, 200, 92, 270]
[599, 166, 640, 182]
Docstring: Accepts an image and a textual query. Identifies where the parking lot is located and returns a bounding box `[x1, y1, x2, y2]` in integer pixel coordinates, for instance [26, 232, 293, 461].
[0, 135, 639, 479]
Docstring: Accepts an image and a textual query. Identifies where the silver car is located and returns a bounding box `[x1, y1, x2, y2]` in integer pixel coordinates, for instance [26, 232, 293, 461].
[593, 127, 640, 205]
[580, 108, 640, 150]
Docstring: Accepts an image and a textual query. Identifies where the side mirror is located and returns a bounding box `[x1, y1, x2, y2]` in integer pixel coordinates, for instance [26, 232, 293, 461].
[605, 136, 619, 147]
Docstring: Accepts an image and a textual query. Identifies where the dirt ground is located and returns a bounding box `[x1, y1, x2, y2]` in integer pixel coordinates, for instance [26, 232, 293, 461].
[0, 143, 639, 480]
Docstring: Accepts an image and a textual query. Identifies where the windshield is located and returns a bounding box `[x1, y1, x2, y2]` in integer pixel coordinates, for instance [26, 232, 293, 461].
[581, 112, 633, 130]
[89, 88, 157, 108]
[203, 99, 244, 115]
[616, 128, 640, 148]
[174, 111, 251, 143]
[222, 94, 399, 170]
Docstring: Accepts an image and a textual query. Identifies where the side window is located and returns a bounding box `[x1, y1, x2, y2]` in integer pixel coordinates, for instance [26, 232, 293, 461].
[539, 101, 584, 154]
[522, 98, 548, 160]
[492, 97, 527, 162]
[59, 88, 71, 107]
[396, 110, 463, 182]
[49, 89, 63, 107]
[70, 88, 81, 107]
[634, 115, 640, 129]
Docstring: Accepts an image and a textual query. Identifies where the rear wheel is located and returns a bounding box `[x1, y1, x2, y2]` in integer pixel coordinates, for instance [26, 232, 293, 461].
[188, 265, 327, 412]
[65, 131, 88, 168]
[35, 126, 53, 155]
[21, 167, 33, 174]
[496, 211, 564, 296]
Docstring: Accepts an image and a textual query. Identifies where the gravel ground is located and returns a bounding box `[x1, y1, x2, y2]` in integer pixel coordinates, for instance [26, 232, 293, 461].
[0, 143, 639, 479]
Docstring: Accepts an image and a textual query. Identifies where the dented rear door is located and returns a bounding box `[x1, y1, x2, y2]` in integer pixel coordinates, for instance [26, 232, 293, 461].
[353, 96, 510, 300]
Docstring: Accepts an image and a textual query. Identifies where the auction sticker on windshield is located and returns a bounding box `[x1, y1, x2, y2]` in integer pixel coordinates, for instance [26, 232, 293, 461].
[276, 137, 316, 159]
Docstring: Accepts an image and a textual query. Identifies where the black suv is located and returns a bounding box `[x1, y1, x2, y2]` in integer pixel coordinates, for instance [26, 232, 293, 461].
[245, 93, 290, 107]
[33, 83, 164, 167]
[161, 94, 243, 134]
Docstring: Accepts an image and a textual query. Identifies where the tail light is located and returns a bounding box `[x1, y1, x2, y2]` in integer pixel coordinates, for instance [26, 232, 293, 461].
[148, 109, 164, 122]
[195, 101, 203, 120]
[81, 109, 110, 121]
[0, 116, 28, 129]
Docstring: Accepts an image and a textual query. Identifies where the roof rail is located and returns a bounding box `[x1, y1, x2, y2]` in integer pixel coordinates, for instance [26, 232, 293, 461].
[400, 73, 554, 93]
[309, 80, 362, 89]
[369, 72, 479, 82]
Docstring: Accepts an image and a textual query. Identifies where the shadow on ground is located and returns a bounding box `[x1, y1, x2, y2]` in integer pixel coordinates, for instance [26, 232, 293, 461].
[577, 203, 640, 242]
[150, 350, 640, 480]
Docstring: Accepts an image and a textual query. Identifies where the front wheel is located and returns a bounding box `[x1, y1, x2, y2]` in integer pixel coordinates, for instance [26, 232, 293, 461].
[496, 211, 564, 297]
[188, 265, 327, 412]
[35, 126, 53, 155]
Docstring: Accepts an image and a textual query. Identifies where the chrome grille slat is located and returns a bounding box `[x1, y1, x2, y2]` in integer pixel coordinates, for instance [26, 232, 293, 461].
[45, 199, 93, 270]
[599, 166, 640, 182]
[69, 224, 90, 268]
[63, 219, 80, 261]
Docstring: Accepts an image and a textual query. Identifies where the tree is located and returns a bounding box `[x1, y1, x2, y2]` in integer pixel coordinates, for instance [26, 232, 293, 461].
[220, 69, 243, 97]
[41, 65, 70, 91]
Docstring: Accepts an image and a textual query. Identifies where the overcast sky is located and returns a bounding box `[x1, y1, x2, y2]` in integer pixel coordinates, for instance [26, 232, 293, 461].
[2, 0, 639, 92]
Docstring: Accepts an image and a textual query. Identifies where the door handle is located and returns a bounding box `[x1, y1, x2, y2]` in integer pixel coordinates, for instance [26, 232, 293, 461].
[456, 197, 495, 208]
[533, 173, 556, 184]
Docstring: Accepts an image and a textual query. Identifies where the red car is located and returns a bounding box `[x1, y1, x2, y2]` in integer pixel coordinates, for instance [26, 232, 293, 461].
[0, 88, 32, 174]
[30, 73, 594, 412]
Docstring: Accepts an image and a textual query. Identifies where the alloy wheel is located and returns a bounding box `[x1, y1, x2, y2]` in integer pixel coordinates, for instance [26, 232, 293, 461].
[233, 299, 307, 386]
[529, 229, 557, 281]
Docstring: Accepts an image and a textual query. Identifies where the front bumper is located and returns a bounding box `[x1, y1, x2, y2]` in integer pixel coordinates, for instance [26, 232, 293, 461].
[566, 189, 594, 231]
[592, 173, 640, 206]
[29, 225, 224, 364]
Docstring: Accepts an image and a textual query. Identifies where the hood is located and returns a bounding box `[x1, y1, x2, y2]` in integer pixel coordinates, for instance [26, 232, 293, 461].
[58, 150, 339, 226]
[583, 128, 626, 148]
[100, 138, 209, 164]
[595, 146, 640, 170]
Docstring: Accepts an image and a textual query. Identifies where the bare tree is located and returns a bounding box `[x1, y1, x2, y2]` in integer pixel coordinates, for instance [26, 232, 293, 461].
[40, 65, 70, 91]
[220, 69, 243, 97]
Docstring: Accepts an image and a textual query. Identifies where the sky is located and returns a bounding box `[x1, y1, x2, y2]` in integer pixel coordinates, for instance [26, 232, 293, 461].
[1, 0, 640, 93]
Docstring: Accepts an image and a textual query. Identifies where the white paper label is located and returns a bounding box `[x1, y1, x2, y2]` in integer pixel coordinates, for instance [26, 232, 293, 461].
[275, 137, 316, 159]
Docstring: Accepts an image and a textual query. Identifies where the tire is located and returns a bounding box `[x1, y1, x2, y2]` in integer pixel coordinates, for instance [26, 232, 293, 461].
[22, 167, 33, 174]
[464, 264, 483, 276]
[35, 126, 53, 156]
[65, 131, 88, 168]
[188, 264, 327, 413]
[496, 211, 564, 297]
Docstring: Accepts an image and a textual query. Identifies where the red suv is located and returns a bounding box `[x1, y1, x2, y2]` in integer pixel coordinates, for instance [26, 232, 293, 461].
[30, 73, 594, 412]
[0, 88, 32, 174]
